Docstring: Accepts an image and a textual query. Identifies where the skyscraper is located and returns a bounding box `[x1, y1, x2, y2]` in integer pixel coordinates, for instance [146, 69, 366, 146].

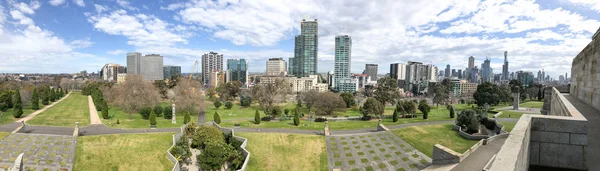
[140, 54, 164, 80]
[163, 65, 181, 80]
[457, 69, 462, 79]
[445, 64, 451, 78]
[202, 52, 224, 84]
[390, 63, 406, 80]
[334, 35, 352, 90]
[538, 70, 543, 82]
[365, 64, 378, 81]
[227, 58, 248, 86]
[502, 51, 509, 80]
[266, 58, 287, 76]
[293, 18, 318, 77]
[126, 52, 142, 75]
[451, 69, 456, 77]
[288, 57, 295, 77]
[468, 56, 475, 82]
[481, 58, 493, 83]
[468, 56, 475, 70]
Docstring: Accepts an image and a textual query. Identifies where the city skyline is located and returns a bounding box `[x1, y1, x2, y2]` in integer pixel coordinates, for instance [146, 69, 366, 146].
[1, 0, 600, 79]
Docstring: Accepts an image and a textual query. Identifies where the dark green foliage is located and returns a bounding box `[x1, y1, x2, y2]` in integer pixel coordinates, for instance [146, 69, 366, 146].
[293, 109, 300, 126]
[0, 103, 7, 112]
[41, 88, 49, 105]
[240, 95, 252, 107]
[101, 100, 109, 119]
[170, 136, 192, 162]
[254, 110, 260, 124]
[449, 106, 455, 118]
[392, 109, 398, 122]
[271, 106, 282, 117]
[340, 92, 356, 108]
[373, 77, 401, 105]
[284, 108, 290, 115]
[537, 87, 543, 101]
[0, 90, 13, 108]
[163, 106, 172, 119]
[31, 87, 39, 110]
[153, 105, 163, 117]
[482, 118, 497, 130]
[12, 89, 23, 118]
[314, 117, 327, 122]
[456, 109, 480, 134]
[473, 82, 500, 106]
[116, 119, 120, 124]
[198, 141, 233, 170]
[53, 88, 60, 100]
[192, 125, 225, 149]
[224, 101, 233, 109]
[149, 110, 157, 126]
[418, 100, 430, 120]
[214, 111, 221, 124]
[184, 111, 191, 124]
[49, 88, 56, 102]
[214, 100, 222, 109]
[139, 107, 152, 119]
[362, 98, 384, 117]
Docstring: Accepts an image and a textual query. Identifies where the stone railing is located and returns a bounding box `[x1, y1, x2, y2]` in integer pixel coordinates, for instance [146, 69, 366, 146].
[167, 124, 185, 171]
[489, 87, 588, 171]
[431, 139, 485, 165]
[213, 122, 251, 171]
[452, 124, 490, 140]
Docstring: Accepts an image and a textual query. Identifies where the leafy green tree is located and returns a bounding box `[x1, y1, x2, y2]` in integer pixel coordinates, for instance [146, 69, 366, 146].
[149, 110, 157, 126]
[456, 109, 480, 134]
[433, 83, 449, 107]
[41, 88, 49, 105]
[214, 112, 221, 124]
[198, 141, 233, 170]
[0, 90, 13, 108]
[240, 95, 252, 107]
[271, 106, 282, 117]
[340, 92, 356, 108]
[153, 105, 163, 117]
[448, 105, 455, 118]
[49, 88, 56, 102]
[373, 77, 401, 105]
[184, 111, 191, 124]
[392, 109, 398, 122]
[224, 101, 233, 109]
[192, 125, 225, 149]
[293, 109, 300, 126]
[254, 110, 260, 124]
[12, 89, 23, 118]
[418, 100, 430, 119]
[54, 88, 60, 100]
[59, 88, 64, 97]
[139, 107, 152, 119]
[163, 106, 173, 119]
[101, 100, 109, 119]
[214, 100, 222, 109]
[31, 87, 39, 110]
[362, 98, 384, 117]
[395, 101, 406, 116]
[284, 108, 290, 116]
[473, 82, 500, 106]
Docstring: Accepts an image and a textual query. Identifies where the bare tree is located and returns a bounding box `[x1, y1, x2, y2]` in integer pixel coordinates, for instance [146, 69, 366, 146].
[300, 90, 320, 114]
[113, 75, 161, 113]
[314, 92, 346, 115]
[170, 79, 205, 115]
[252, 78, 290, 116]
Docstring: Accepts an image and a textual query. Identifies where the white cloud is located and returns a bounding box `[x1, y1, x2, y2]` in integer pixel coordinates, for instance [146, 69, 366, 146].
[94, 4, 108, 13]
[72, 0, 84, 7]
[526, 30, 565, 41]
[49, 0, 66, 6]
[107, 49, 126, 55]
[70, 37, 94, 48]
[568, 0, 600, 13]
[116, 0, 138, 11]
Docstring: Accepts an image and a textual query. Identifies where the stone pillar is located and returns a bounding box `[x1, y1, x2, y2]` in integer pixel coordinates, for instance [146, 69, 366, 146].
[323, 121, 330, 136]
[197, 110, 205, 124]
[513, 93, 519, 110]
[172, 103, 176, 124]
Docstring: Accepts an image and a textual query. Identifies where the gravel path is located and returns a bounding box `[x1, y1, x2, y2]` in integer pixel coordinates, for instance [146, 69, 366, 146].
[88, 96, 102, 125]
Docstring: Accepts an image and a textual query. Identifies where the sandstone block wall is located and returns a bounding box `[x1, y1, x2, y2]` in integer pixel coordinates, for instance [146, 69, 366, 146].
[571, 27, 600, 112]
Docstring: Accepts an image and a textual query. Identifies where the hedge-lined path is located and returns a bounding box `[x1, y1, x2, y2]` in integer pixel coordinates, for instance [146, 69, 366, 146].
[16, 91, 72, 123]
[88, 96, 102, 125]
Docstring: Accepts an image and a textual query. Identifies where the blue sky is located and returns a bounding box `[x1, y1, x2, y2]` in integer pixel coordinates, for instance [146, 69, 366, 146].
[1, 0, 599, 79]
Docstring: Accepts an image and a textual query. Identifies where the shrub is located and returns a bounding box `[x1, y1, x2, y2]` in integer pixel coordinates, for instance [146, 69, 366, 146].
[314, 117, 327, 122]
[149, 110, 157, 126]
[12, 89, 23, 118]
[214, 100, 222, 109]
[184, 111, 191, 124]
[192, 125, 225, 149]
[261, 116, 272, 122]
[422, 110, 429, 119]
[271, 106, 282, 117]
[254, 110, 260, 124]
[392, 109, 398, 122]
[163, 106, 173, 119]
[224, 101, 233, 109]
[139, 107, 152, 119]
[101, 101, 109, 119]
[116, 119, 120, 124]
[153, 105, 163, 117]
[293, 111, 300, 126]
[240, 95, 252, 107]
[457, 109, 480, 134]
[284, 108, 290, 115]
[0, 103, 7, 112]
[185, 122, 198, 136]
[198, 141, 233, 170]
[361, 115, 372, 121]
[214, 112, 221, 124]
[450, 108, 455, 118]
[482, 118, 497, 130]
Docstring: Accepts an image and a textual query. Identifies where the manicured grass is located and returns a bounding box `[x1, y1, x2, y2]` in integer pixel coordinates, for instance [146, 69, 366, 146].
[74, 133, 174, 171]
[497, 111, 524, 118]
[519, 101, 543, 108]
[391, 124, 479, 157]
[0, 103, 46, 124]
[500, 122, 517, 132]
[236, 132, 327, 171]
[0, 132, 10, 140]
[27, 92, 90, 127]
[103, 106, 195, 128]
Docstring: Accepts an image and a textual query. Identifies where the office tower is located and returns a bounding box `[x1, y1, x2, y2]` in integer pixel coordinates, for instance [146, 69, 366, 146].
[445, 64, 451, 78]
[126, 52, 142, 75]
[502, 51, 509, 80]
[458, 69, 463, 79]
[538, 70, 543, 81]
[481, 58, 493, 83]
[227, 58, 248, 85]
[327, 71, 335, 89]
[288, 57, 295, 77]
[266, 58, 287, 76]
[101, 63, 126, 82]
[468, 56, 475, 70]
[390, 63, 406, 80]
[202, 52, 224, 84]
[452, 69, 457, 77]
[163, 65, 181, 80]
[365, 64, 378, 81]
[293, 18, 318, 77]
[405, 61, 437, 92]
[140, 54, 164, 80]
[334, 35, 352, 89]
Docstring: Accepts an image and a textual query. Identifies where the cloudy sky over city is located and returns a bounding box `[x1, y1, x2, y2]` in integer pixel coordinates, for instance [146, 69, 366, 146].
[1, 0, 599, 78]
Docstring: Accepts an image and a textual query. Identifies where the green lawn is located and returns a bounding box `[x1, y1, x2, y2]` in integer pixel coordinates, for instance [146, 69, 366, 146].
[500, 122, 517, 132]
[103, 105, 197, 128]
[74, 133, 174, 171]
[236, 132, 327, 171]
[519, 101, 543, 108]
[0, 104, 46, 125]
[391, 124, 479, 157]
[497, 111, 525, 118]
[27, 92, 90, 127]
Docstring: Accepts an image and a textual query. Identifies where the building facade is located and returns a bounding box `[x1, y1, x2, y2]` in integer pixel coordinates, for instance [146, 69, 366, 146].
[337, 78, 359, 93]
[126, 52, 142, 75]
[202, 52, 224, 84]
[502, 51, 509, 80]
[445, 64, 451, 78]
[101, 63, 125, 82]
[365, 64, 378, 81]
[460, 82, 478, 98]
[390, 63, 406, 80]
[481, 58, 493, 83]
[266, 58, 287, 76]
[227, 58, 248, 86]
[334, 35, 356, 92]
[163, 65, 181, 80]
[288, 57, 295, 77]
[140, 54, 164, 81]
[289, 75, 328, 92]
[292, 18, 318, 77]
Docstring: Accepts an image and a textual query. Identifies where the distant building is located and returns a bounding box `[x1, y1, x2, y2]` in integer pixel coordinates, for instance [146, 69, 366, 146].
[126, 52, 163, 80]
[460, 82, 478, 98]
[126, 52, 142, 75]
[202, 52, 224, 84]
[117, 73, 127, 84]
[365, 64, 378, 81]
[292, 18, 318, 77]
[227, 58, 248, 86]
[208, 71, 226, 88]
[405, 61, 437, 93]
[163, 65, 181, 80]
[390, 63, 406, 80]
[481, 58, 493, 83]
[337, 78, 358, 93]
[101, 63, 125, 82]
[266, 58, 287, 76]
[457, 69, 463, 79]
[445, 64, 451, 78]
[289, 75, 328, 92]
[502, 51, 509, 80]
[334, 35, 356, 92]
[288, 57, 295, 77]
[516, 71, 534, 87]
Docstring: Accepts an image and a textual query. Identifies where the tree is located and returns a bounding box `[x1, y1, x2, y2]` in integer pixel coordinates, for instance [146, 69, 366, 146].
[112, 75, 161, 113]
[300, 90, 320, 114]
[497, 84, 512, 105]
[214, 100, 222, 109]
[293, 109, 300, 126]
[41, 87, 49, 105]
[54, 88, 60, 100]
[163, 106, 173, 119]
[153, 105, 163, 117]
[456, 109, 480, 134]
[448, 105, 455, 118]
[395, 101, 406, 117]
[12, 89, 23, 118]
[362, 98, 384, 118]
[214, 112, 221, 124]
[240, 95, 252, 107]
[217, 81, 243, 101]
[224, 101, 233, 109]
[192, 125, 225, 149]
[473, 82, 500, 106]
[184, 111, 191, 124]
[340, 92, 356, 108]
[49, 88, 56, 102]
[418, 100, 430, 119]
[198, 141, 233, 170]
[252, 78, 289, 117]
[432, 83, 449, 107]
[139, 107, 152, 119]
[392, 109, 398, 122]
[254, 110, 260, 124]
[101, 100, 109, 119]
[170, 79, 204, 115]
[315, 92, 346, 115]
[373, 77, 401, 105]
[153, 80, 168, 99]
[0, 90, 13, 108]
[31, 87, 39, 110]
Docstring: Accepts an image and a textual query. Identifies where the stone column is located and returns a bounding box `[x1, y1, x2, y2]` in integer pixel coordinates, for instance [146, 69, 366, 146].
[513, 93, 519, 110]
[172, 103, 176, 124]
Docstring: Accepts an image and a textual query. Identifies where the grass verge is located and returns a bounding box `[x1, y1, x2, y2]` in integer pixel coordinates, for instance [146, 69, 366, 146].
[28, 92, 90, 127]
[519, 101, 543, 108]
[391, 124, 479, 157]
[74, 133, 174, 171]
[500, 122, 517, 132]
[235, 132, 327, 171]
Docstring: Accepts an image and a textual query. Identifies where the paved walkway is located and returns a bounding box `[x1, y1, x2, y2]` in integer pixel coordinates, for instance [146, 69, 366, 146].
[451, 137, 507, 171]
[563, 94, 600, 170]
[18, 125, 74, 136]
[78, 124, 180, 136]
[88, 96, 102, 125]
[0, 122, 20, 132]
[16, 92, 72, 123]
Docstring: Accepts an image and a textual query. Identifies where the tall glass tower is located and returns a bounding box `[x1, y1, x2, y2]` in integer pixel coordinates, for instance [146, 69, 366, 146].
[293, 18, 318, 77]
[227, 58, 248, 86]
[334, 35, 351, 88]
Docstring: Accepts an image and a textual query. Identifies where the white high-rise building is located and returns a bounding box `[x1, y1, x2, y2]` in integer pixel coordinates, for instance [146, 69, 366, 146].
[202, 52, 224, 84]
[334, 35, 356, 92]
[265, 58, 287, 76]
[126, 52, 163, 80]
[390, 63, 406, 80]
[126, 52, 142, 75]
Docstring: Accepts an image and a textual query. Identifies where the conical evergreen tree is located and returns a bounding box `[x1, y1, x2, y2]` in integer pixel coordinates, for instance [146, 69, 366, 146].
[12, 89, 23, 118]
[31, 87, 39, 110]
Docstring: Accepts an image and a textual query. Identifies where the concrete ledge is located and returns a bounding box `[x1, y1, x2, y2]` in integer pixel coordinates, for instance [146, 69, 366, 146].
[377, 124, 389, 131]
[493, 111, 503, 118]
[431, 139, 485, 165]
[11, 122, 24, 134]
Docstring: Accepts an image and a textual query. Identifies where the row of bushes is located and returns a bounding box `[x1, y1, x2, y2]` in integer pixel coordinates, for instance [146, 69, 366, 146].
[139, 105, 173, 120]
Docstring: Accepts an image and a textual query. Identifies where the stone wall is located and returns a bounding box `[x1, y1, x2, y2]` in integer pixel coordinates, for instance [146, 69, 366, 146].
[571, 26, 600, 112]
